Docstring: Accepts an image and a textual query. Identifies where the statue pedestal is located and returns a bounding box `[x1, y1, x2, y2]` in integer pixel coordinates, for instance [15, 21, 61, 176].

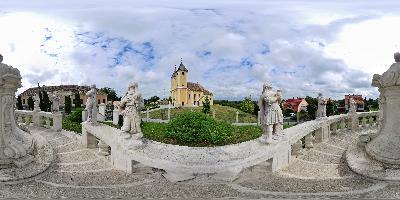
[366, 87, 400, 164]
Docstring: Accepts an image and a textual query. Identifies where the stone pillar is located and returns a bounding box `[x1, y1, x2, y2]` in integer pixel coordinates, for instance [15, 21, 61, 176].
[291, 140, 303, 156]
[82, 110, 87, 122]
[32, 111, 41, 127]
[167, 104, 171, 121]
[97, 140, 110, 156]
[81, 123, 97, 148]
[0, 59, 35, 167]
[348, 115, 359, 130]
[45, 117, 51, 128]
[52, 113, 62, 131]
[99, 103, 106, 117]
[366, 56, 400, 164]
[113, 110, 119, 125]
[361, 116, 368, 127]
[340, 119, 346, 130]
[331, 122, 338, 135]
[236, 111, 239, 123]
[314, 125, 330, 143]
[305, 133, 314, 148]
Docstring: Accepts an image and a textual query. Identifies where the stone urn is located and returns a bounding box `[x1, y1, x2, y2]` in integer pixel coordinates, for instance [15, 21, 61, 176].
[0, 56, 35, 167]
[365, 52, 400, 164]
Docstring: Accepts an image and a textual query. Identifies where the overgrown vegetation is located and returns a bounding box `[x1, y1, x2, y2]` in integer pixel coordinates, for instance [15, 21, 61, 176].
[141, 112, 263, 147]
[64, 96, 72, 114]
[143, 104, 257, 123]
[62, 108, 83, 134]
[27, 96, 34, 110]
[202, 96, 211, 114]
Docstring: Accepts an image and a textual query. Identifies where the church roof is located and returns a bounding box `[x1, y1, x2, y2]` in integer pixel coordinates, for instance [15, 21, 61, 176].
[187, 82, 213, 95]
[177, 62, 188, 72]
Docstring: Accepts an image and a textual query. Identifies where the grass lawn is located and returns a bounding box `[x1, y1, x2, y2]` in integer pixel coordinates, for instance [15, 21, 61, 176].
[142, 104, 258, 123]
[141, 122, 263, 147]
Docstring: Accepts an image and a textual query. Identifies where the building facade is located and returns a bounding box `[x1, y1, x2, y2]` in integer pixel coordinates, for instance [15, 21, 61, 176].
[283, 98, 308, 112]
[170, 61, 213, 107]
[344, 94, 364, 112]
[20, 85, 108, 110]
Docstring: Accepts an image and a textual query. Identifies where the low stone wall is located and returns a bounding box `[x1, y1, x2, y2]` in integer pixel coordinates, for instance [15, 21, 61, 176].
[81, 111, 378, 182]
[15, 110, 62, 131]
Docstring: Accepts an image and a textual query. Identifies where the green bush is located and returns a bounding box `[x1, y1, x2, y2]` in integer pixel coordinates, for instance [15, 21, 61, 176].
[67, 108, 84, 123]
[165, 112, 233, 145]
[62, 118, 82, 134]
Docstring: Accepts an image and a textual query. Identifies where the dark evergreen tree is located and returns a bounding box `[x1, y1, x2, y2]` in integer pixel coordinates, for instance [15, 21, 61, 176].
[99, 87, 120, 102]
[326, 100, 337, 116]
[74, 92, 82, 108]
[305, 96, 318, 120]
[27, 96, 34, 110]
[65, 96, 72, 114]
[39, 91, 44, 111]
[16, 95, 23, 110]
[41, 91, 51, 112]
[202, 96, 211, 114]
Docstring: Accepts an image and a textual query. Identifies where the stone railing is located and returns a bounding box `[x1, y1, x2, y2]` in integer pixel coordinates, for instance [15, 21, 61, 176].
[81, 111, 378, 182]
[289, 111, 378, 155]
[15, 110, 62, 131]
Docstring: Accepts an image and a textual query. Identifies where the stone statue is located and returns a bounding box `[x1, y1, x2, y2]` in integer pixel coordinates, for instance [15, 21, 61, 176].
[349, 97, 357, 114]
[316, 93, 328, 119]
[51, 92, 60, 113]
[258, 83, 284, 144]
[0, 56, 35, 167]
[85, 84, 97, 124]
[119, 82, 144, 139]
[33, 93, 40, 112]
[365, 52, 400, 164]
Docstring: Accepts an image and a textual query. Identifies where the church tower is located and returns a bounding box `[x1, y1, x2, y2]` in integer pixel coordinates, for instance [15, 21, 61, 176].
[170, 59, 188, 107]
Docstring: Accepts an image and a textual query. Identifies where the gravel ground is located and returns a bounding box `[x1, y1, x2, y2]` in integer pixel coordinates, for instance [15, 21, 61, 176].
[1, 126, 399, 199]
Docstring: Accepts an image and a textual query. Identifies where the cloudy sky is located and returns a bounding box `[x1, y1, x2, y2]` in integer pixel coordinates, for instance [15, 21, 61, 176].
[0, 0, 399, 100]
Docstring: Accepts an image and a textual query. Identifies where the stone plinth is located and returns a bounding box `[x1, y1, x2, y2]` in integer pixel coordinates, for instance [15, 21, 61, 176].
[365, 56, 400, 164]
[0, 61, 34, 167]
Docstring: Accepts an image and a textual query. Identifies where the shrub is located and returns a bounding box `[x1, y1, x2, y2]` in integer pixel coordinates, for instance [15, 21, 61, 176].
[165, 112, 233, 145]
[202, 96, 211, 114]
[65, 96, 72, 114]
[62, 118, 82, 134]
[67, 108, 84, 123]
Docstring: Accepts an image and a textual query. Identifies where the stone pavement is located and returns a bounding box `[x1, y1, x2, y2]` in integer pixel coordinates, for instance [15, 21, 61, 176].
[1, 126, 399, 199]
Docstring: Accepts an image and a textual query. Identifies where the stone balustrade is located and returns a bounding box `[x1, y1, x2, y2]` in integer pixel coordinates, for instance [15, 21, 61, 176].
[15, 110, 62, 131]
[81, 111, 378, 182]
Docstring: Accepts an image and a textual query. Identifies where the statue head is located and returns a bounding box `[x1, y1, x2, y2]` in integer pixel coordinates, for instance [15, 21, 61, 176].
[262, 82, 272, 92]
[128, 82, 138, 91]
[395, 52, 400, 63]
[318, 92, 323, 97]
[0, 54, 3, 63]
[90, 84, 96, 89]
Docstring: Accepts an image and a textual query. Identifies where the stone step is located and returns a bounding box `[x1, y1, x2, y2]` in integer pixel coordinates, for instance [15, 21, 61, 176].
[300, 150, 344, 165]
[36, 170, 149, 186]
[280, 158, 354, 179]
[55, 149, 98, 164]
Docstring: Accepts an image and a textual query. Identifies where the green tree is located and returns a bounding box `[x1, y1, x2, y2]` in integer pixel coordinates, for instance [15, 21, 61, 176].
[149, 96, 160, 103]
[16, 95, 23, 110]
[326, 100, 337, 117]
[39, 91, 44, 110]
[41, 91, 51, 112]
[27, 96, 34, 110]
[99, 87, 120, 102]
[283, 108, 295, 117]
[240, 96, 255, 114]
[202, 96, 211, 114]
[305, 96, 317, 120]
[74, 92, 82, 108]
[65, 96, 72, 114]
[298, 110, 310, 121]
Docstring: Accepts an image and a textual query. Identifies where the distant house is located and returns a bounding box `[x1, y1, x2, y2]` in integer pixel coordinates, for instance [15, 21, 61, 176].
[344, 94, 364, 112]
[20, 85, 108, 110]
[283, 98, 308, 112]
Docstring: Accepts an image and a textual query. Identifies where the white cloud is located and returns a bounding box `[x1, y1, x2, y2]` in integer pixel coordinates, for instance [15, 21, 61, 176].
[1, 0, 399, 100]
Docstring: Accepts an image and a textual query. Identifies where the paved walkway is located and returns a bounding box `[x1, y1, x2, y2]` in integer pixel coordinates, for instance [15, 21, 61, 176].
[1, 126, 399, 199]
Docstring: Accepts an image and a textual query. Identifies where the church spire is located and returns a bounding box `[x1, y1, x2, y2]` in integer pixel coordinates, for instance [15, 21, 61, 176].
[178, 58, 188, 72]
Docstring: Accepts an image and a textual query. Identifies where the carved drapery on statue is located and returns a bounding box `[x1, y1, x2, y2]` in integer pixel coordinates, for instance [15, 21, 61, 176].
[258, 83, 284, 144]
[120, 82, 144, 137]
[365, 52, 400, 164]
[85, 85, 97, 124]
[316, 93, 327, 119]
[0, 57, 34, 167]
